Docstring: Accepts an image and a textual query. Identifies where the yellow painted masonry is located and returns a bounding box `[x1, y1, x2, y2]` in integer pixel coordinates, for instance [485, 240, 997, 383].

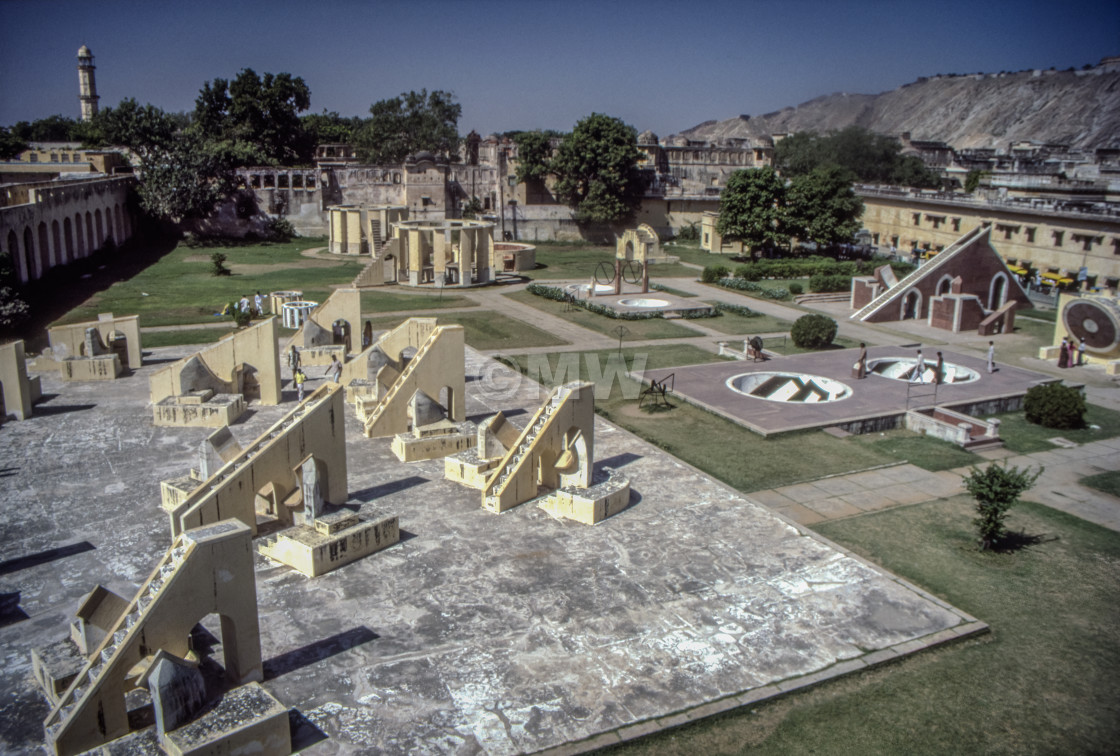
[859, 192, 1120, 281]
[150, 317, 282, 407]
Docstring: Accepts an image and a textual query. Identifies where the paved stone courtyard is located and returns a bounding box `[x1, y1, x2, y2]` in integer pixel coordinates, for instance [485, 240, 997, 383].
[641, 345, 1055, 435]
[0, 346, 985, 755]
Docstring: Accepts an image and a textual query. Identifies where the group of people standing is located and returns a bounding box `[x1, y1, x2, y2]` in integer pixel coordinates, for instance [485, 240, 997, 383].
[1057, 336, 1085, 368]
[238, 291, 265, 317]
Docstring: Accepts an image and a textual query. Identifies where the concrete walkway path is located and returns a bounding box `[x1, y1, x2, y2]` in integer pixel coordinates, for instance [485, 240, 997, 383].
[754, 437, 1120, 533]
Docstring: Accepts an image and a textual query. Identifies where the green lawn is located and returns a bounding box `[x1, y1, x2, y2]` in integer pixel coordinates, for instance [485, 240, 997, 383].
[363, 311, 568, 351]
[505, 290, 703, 341]
[359, 289, 477, 313]
[53, 237, 363, 328]
[993, 403, 1120, 453]
[606, 496, 1120, 755]
[700, 304, 792, 336]
[524, 242, 698, 280]
[661, 242, 736, 268]
[849, 428, 981, 471]
[1081, 470, 1120, 497]
[142, 327, 235, 348]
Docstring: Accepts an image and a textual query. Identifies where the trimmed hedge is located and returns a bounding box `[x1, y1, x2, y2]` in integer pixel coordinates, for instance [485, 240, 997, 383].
[706, 276, 791, 300]
[808, 273, 851, 293]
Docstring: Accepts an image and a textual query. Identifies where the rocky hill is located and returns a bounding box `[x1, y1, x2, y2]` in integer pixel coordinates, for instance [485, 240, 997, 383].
[677, 61, 1120, 151]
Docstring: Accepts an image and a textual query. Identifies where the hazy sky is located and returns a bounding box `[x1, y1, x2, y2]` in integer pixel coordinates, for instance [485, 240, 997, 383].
[2, 0, 1118, 136]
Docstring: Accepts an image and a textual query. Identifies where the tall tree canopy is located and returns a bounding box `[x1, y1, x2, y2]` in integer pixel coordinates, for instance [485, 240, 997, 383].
[774, 126, 942, 189]
[513, 131, 555, 184]
[193, 68, 312, 165]
[550, 113, 644, 224]
[785, 165, 865, 248]
[0, 126, 27, 160]
[134, 131, 237, 222]
[301, 111, 363, 147]
[354, 90, 461, 164]
[716, 166, 790, 253]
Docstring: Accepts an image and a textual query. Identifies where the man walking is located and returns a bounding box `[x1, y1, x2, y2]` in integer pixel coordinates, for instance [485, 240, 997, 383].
[912, 349, 926, 383]
[987, 341, 996, 373]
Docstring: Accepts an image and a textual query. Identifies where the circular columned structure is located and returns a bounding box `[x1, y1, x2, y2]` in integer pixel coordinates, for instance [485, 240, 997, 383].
[617, 298, 671, 309]
[866, 358, 980, 384]
[727, 372, 853, 403]
[395, 218, 496, 288]
[282, 301, 317, 329]
[1062, 297, 1120, 353]
[269, 290, 303, 316]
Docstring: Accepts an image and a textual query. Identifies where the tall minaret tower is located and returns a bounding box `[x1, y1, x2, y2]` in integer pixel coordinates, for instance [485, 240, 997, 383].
[77, 45, 99, 121]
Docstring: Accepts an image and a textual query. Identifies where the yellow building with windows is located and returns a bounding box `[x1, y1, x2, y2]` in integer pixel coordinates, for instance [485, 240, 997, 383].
[857, 187, 1120, 284]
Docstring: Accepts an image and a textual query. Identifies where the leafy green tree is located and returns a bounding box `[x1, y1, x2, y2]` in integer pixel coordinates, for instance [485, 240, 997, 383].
[461, 196, 483, 219]
[355, 89, 461, 164]
[12, 114, 81, 142]
[193, 69, 312, 165]
[514, 131, 555, 183]
[786, 165, 864, 248]
[93, 98, 177, 155]
[716, 166, 789, 253]
[963, 464, 1042, 550]
[0, 126, 27, 160]
[134, 132, 237, 221]
[775, 126, 940, 189]
[964, 169, 988, 193]
[772, 131, 825, 176]
[892, 155, 941, 189]
[301, 110, 363, 146]
[550, 113, 644, 224]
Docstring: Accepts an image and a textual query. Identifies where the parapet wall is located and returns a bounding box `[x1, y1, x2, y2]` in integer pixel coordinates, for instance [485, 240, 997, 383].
[150, 318, 281, 405]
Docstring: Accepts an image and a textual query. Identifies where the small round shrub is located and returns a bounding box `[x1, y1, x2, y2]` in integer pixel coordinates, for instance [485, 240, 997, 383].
[788, 282, 804, 295]
[1023, 383, 1086, 429]
[790, 314, 838, 349]
[701, 265, 730, 283]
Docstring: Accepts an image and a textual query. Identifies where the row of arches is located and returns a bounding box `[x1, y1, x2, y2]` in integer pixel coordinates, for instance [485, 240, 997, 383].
[899, 272, 1011, 320]
[3, 202, 131, 283]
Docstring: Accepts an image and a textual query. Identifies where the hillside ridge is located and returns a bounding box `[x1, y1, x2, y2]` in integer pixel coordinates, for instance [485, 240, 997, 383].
[676, 62, 1120, 150]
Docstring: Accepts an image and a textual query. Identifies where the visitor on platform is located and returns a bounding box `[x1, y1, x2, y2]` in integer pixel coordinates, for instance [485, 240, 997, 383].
[294, 367, 307, 402]
[326, 355, 343, 383]
[912, 350, 926, 382]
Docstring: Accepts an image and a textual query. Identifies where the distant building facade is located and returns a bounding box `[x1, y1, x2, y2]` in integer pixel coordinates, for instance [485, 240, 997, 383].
[0, 175, 137, 283]
[856, 185, 1120, 283]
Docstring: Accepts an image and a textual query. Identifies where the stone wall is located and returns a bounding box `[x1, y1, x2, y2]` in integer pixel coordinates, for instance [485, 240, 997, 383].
[0, 176, 136, 283]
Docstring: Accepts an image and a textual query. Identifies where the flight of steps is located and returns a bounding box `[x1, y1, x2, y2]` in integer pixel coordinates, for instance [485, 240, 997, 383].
[45, 540, 193, 742]
[483, 386, 570, 510]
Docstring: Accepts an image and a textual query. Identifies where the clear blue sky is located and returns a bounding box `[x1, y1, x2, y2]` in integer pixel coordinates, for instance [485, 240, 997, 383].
[1, 0, 1117, 137]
